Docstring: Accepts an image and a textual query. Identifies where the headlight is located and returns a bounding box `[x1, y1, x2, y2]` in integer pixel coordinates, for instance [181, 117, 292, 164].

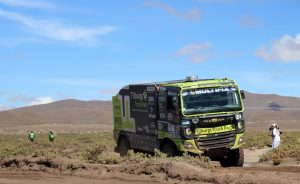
[238, 135, 244, 144]
[237, 122, 243, 129]
[185, 127, 192, 136]
[235, 113, 242, 120]
[184, 142, 195, 150]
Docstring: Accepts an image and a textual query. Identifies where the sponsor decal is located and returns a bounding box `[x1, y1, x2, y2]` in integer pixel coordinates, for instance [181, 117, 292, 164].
[131, 90, 147, 101]
[195, 124, 235, 135]
[167, 124, 180, 138]
[182, 87, 237, 96]
[147, 86, 156, 92]
[131, 90, 148, 109]
[202, 117, 226, 123]
[113, 98, 121, 116]
[167, 113, 174, 121]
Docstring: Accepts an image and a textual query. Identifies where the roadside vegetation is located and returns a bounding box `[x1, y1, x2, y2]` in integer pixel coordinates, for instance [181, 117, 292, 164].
[1, 131, 299, 166]
[0, 132, 115, 161]
[244, 132, 271, 149]
[245, 131, 300, 165]
[0, 132, 212, 168]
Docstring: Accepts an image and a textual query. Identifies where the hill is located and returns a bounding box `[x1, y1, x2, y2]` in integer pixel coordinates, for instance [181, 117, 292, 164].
[0, 92, 300, 132]
[244, 92, 300, 131]
[0, 99, 112, 127]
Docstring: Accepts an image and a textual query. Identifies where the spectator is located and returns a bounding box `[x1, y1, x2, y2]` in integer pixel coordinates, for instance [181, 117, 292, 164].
[49, 131, 56, 142]
[269, 124, 281, 149]
[28, 131, 35, 142]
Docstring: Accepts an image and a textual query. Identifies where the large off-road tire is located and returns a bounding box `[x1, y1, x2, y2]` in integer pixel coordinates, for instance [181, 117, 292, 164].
[220, 148, 244, 167]
[118, 137, 130, 157]
[161, 142, 179, 157]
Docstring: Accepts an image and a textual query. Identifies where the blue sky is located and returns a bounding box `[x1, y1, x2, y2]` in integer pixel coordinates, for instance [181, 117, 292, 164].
[1, 0, 300, 110]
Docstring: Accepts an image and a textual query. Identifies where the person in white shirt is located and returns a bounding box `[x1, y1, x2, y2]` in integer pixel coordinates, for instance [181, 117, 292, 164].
[270, 124, 281, 149]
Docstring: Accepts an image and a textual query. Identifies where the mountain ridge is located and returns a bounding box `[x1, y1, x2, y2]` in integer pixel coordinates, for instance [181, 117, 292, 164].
[0, 92, 300, 131]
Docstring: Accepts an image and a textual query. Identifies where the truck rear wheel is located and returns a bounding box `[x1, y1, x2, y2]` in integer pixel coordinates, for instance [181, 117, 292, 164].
[161, 142, 179, 157]
[220, 148, 244, 167]
[118, 137, 130, 157]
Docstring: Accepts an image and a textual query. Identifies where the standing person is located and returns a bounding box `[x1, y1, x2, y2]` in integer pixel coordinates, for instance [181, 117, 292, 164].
[270, 124, 281, 149]
[28, 131, 35, 142]
[49, 131, 56, 142]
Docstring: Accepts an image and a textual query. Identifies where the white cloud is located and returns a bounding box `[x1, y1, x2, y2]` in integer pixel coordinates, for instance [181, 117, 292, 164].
[176, 42, 212, 63]
[0, 104, 9, 111]
[29, 96, 54, 106]
[0, 0, 54, 10]
[0, 8, 116, 44]
[146, 0, 201, 22]
[255, 34, 300, 63]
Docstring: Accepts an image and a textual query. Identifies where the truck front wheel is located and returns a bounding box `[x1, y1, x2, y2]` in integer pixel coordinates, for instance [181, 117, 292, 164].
[161, 142, 179, 157]
[118, 137, 130, 157]
[220, 148, 244, 167]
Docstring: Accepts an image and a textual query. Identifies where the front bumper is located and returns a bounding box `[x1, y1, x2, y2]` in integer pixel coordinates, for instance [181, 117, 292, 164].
[177, 133, 244, 154]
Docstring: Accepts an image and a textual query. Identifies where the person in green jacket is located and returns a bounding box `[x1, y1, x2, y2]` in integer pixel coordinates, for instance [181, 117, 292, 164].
[28, 131, 35, 142]
[49, 131, 56, 142]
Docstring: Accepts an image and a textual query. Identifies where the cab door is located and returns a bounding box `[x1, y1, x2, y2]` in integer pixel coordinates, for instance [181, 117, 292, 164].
[157, 87, 181, 139]
[166, 87, 181, 124]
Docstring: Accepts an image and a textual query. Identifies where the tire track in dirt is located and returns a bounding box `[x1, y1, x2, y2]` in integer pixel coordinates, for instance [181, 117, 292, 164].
[1, 155, 299, 184]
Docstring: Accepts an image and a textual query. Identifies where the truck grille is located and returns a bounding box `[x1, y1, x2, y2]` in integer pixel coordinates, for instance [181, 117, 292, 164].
[195, 132, 236, 150]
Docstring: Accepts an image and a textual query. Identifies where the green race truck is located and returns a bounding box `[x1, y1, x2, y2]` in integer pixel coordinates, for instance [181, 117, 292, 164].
[113, 76, 246, 167]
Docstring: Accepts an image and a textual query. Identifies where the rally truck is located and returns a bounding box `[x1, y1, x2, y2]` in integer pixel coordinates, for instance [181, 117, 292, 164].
[112, 76, 246, 167]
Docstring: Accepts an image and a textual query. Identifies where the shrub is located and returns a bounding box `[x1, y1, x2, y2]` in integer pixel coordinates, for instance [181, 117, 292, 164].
[154, 148, 167, 159]
[96, 153, 121, 164]
[124, 149, 213, 169]
[171, 152, 212, 169]
[244, 132, 271, 149]
[259, 148, 284, 165]
[259, 131, 300, 165]
[83, 144, 106, 163]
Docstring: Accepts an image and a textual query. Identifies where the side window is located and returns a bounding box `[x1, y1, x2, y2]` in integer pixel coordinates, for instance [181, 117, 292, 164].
[158, 88, 167, 120]
[167, 96, 175, 110]
[167, 91, 178, 111]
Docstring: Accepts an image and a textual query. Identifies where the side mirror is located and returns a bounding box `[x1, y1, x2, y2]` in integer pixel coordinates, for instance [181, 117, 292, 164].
[240, 90, 245, 99]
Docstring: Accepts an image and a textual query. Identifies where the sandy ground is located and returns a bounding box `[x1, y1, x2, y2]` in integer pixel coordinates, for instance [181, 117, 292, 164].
[0, 124, 299, 184]
[243, 147, 270, 166]
[0, 148, 299, 184]
[0, 172, 157, 184]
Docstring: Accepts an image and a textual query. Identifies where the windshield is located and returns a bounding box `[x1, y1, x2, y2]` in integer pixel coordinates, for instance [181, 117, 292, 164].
[182, 87, 242, 115]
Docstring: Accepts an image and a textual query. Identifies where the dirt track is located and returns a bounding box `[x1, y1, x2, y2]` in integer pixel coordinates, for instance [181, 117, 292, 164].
[1, 166, 299, 184]
[0, 148, 299, 184]
[0, 172, 155, 184]
[0, 124, 299, 184]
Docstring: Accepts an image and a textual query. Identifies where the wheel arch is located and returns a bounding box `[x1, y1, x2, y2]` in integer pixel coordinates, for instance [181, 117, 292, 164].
[160, 138, 178, 150]
[117, 131, 130, 149]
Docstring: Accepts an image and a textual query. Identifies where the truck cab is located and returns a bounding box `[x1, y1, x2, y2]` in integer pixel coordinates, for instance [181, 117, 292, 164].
[113, 76, 245, 167]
